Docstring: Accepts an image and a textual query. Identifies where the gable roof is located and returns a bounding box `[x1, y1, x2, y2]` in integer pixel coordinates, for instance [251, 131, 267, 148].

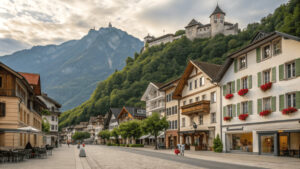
[141, 82, 162, 101]
[185, 19, 201, 28]
[117, 107, 146, 119]
[110, 108, 122, 118]
[210, 4, 226, 17]
[159, 77, 180, 91]
[18, 72, 40, 86]
[39, 93, 61, 108]
[192, 60, 222, 80]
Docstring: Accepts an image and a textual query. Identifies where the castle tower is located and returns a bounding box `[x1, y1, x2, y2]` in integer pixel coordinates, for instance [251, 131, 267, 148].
[108, 22, 112, 28]
[210, 4, 225, 37]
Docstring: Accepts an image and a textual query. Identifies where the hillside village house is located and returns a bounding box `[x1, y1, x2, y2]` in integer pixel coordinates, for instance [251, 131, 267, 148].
[0, 63, 45, 149]
[173, 60, 222, 151]
[104, 108, 122, 131]
[86, 115, 104, 143]
[159, 78, 180, 149]
[141, 82, 165, 117]
[217, 31, 300, 157]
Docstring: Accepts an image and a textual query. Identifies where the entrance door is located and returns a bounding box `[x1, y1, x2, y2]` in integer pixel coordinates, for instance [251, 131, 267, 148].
[279, 135, 288, 156]
[260, 135, 274, 155]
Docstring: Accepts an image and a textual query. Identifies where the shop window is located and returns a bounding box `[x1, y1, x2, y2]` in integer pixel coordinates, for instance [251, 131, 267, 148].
[241, 77, 248, 89]
[211, 112, 216, 123]
[263, 97, 271, 111]
[262, 45, 271, 59]
[286, 61, 296, 79]
[231, 133, 253, 152]
[242, 102, 248, 114]
[199, 115, 203, 125]
[286, 93, 296, 107]
[273, 40, 281, 55]
[260, 135, 274, 154]
[239, 55, 247, 70]
[263, 69, 271, 84]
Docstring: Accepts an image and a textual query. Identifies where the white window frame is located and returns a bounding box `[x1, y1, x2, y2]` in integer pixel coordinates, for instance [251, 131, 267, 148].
[199, 115, 203, 125]
[286, 93, 296, 108]
[211, 112, 216, 123]
[241, 101, 248, 114]
[189, 82, 192, 90]
[182, 118, 185, 127]
[227, 105, 233, 117]
[286, 61, 296, 79]
[194, 79, 198, 89]
[199, 77, 205, 86]
[263, 97, 271, 111]
[239, 55, 247, 70]
[262, 44, 271, 60]
[263, 69, 271, 84]
[241, 76, 248, 89]
[211, 92, 216, 103]
[227, 82, 232, 94]
[273, 39, 281, 56]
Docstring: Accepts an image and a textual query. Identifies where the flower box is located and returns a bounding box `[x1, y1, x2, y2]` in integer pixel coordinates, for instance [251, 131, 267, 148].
[225, 93, 233, 99]
[260, 82, 272, 91]
[238, 88, 248, 96]
[282, 107, 298, 115]
[238, 114, 248, 120]
[259, 110, 271, 116]
[224, 116, 232, 121]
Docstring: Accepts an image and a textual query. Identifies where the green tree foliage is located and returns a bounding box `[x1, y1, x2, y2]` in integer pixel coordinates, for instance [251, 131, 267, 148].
[141, 112, 168, 149]
[98, 130, 111, 144]
[59, 0, 300, 128]
[175, 30, 185, 36]
[213, 134, 223, 153]
[42, 118, 50, 133]
[118, 120, 142, 143]
[41, 109, 51, 116]
[72, 132, 90, 141]
[110, 127, 120, 144]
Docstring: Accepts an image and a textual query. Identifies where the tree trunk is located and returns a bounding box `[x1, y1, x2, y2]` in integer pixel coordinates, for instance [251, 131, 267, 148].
[155, 135, 158, 150]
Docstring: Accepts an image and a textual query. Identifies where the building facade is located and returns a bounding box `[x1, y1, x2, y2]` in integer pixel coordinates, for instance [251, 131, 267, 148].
[217, 31, 300, 156]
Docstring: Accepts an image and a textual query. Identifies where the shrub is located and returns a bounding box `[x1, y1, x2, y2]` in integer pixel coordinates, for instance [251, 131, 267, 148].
[129, 144, 144, 147]
[213, 134, 223, 153]
[106, 143, 113, 146]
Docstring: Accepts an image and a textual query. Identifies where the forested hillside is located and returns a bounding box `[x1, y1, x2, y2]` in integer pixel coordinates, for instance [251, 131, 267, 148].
[59, 0, 300, 128]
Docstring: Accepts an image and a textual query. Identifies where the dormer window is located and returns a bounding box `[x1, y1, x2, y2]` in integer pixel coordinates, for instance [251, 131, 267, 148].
[239, 56, 247, 70]
[262, 45, 271, 59]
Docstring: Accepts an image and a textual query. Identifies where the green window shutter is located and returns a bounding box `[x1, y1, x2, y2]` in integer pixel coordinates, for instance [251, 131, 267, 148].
[237, 103, 240, 116]
[232, 104, 236, 117]
[271, 67, 276, 83]
[279, 64, 284, 81]
[271, 96, 276, 112]
[232, 81, 235, 93]
[223, 85, 227, 96]
[223, 106, 227, 117]
[234, 59, 238, 73]
[236, 79, 240, 91]
[296, 58, 300, 77]
[257, 99, 262, 114]
[248, 100, 253, 115]
[256, 47, 261, 63]
[279, 94, 285, 111]
[257, 72, 262, 87]
[248, 75, 252, 89]
[296, 91, 300, 109]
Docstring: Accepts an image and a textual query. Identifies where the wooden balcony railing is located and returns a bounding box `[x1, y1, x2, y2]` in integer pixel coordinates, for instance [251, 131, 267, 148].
[181, 100, 210, 116]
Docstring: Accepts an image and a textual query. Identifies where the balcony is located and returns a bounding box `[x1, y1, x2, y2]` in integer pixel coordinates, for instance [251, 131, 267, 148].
[181, 100, 210, 116]
[0, 89, 16, 97]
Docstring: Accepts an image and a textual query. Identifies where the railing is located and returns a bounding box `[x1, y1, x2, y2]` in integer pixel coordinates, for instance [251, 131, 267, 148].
[0, 89, 16, 97]
[181, 100, 210, 116]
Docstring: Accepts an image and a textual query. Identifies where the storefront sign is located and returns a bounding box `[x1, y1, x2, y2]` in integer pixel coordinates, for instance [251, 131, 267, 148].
[227, 127, 243, 131]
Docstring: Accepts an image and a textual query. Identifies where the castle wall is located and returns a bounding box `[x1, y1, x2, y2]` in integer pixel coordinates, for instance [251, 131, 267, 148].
[186, 26, 198, 40]
[148, 36, 174, 47]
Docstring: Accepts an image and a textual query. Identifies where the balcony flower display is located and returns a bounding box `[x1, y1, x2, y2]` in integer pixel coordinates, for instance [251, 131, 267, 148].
[238, 114, 248, 120]
[260, 82, 272, 91]
[259, 110, 271, 116]
[225, 93, 233, 99]
[238, 88, 248, 96]
[223, 116, 232, 121]
[282, 107, 298, 115]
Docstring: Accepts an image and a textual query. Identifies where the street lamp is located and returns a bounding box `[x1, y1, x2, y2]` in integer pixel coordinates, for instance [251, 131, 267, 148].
[193, 122, 197, 146]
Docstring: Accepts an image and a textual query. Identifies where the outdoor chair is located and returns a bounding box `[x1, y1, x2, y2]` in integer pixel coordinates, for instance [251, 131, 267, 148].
[38, 148, 47, 159]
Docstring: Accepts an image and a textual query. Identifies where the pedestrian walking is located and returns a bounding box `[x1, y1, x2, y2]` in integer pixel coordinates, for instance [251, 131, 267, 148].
[77, 142, 80, 149]
[67, 141, 70, 147]
[180, 144, 185, 156]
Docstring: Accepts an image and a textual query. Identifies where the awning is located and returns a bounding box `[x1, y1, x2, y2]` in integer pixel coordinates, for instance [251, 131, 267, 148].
[18, 126, 40, 133]
[158, 132, 165, 138]
[139, 134, 151, 139]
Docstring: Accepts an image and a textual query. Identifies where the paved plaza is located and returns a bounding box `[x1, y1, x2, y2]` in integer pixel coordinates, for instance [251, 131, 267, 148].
[0, 145, 299, 169]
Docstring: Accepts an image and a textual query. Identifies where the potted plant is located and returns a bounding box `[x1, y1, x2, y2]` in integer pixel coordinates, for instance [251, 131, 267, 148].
[238, 88, 249, 96]
[225, 93, 234, 99]
[282, 107, 297, 115]
[260, 82, 272, 91]
[223, 116, 232, 121]
[238, 114, 248, 121]
[259, 110, 271, 116]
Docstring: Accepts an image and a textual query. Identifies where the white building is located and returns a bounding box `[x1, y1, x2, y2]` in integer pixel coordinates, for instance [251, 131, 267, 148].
[141, 82, 165, 117]
[217, 31, 300, 156]
[105, 108, 122, 131]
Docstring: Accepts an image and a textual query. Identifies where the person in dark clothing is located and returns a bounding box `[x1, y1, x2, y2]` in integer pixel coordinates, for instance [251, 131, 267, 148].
[25, 142, 33, 149]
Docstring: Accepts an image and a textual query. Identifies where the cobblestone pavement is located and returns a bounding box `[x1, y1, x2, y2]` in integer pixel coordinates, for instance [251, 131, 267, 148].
[0, 145, 299, 169]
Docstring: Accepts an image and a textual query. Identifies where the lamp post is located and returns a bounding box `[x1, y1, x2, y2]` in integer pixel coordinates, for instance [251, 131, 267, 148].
[193, 122, 197, 147]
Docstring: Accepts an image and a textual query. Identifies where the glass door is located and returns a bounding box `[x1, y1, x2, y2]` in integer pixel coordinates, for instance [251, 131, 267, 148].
[261, 135, 274, 154]
[279, 134, 288, 156]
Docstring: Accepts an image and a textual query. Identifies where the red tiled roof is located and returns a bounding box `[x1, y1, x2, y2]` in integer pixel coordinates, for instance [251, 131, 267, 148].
[18, 72, 40, 85]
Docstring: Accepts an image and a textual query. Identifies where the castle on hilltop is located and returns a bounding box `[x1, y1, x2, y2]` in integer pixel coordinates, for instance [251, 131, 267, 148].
[144, 4, 239, 47]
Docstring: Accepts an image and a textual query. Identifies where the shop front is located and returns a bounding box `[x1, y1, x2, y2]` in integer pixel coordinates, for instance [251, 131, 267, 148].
[165, 130, 178, 149]
[226, 132, 253, 153]
[180, 130, 210, 151]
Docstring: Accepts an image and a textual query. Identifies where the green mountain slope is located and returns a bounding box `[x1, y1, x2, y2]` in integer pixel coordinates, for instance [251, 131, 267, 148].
[59, 0, 300, 128]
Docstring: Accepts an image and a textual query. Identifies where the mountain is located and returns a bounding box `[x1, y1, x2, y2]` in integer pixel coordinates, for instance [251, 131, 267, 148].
[0, 27, 144, 111]
[59, 0, 300, 127]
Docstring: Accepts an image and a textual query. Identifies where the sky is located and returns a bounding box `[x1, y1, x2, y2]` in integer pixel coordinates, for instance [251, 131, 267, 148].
[0, 0, 289, 56]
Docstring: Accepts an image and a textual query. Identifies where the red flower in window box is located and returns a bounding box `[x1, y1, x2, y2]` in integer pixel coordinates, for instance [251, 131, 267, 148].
[260, 82, 272, 91]
[259, 110, 271, 116]
[238, 88, 248, 96]
[282, 107, 298, 115]
[225, 93, 233, 99]
[223, 116, 232, 121]
[238, 114, 248, 120]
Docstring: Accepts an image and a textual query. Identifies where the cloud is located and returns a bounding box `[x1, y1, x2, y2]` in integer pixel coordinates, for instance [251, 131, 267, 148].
[0, 38, 30, 56]
[0, 0, 289, 56]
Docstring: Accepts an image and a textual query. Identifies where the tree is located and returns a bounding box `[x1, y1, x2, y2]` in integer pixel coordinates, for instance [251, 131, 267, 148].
[213, 134, 223, 152]
[72, 132, 90, 142]
[118, 120, 142, 144]
[175, 29, 185, 36]
[98, 130, 110, 144]
[42, 118, 50, 133]
[141, 112, 169, 149]
[110, 127, 119, 144]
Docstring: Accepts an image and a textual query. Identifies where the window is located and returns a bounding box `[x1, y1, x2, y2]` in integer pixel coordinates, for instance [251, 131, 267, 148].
[55, 125, 58, 130]
[199, 77, 205, 86]
[52, 116, 55, 121]
[190, 117, 193, 126]
[189, 82, 192, 90]
[0, 102, 5, 117]
[189, 99, 193, 104]
[214, 15, 217, 23]
[172, 106, 175, 115]
[183, 101, 186, 106]
[227, 82, 232, 94]
[172, 121, 175, 129]
[227, 105, 233, 117]
[182, 118, 185, 127]
[239, 56, 247, 69]
[174, 106, 177, 114]
[286, 93, 296, 107]
[263, 97, 271, 111]
[202, 95, 206, 100]
[196, 97, 199, 102]
[211, 92, 216, 103]
[242, 77, 248, 89]
[168, 121, 171, 129]
[194, 79, 198, 89]
[175, 120, 178, 129]
[273, 40, 281, 55]
[263, 69, 271, 84]
[286, 62, 296, 79]
[242, 102, 248, 114]
[262, 45, 271, 59]
[199, 115, 203, 125]
[51, 125, 54, 130]
[211, 112, 216, 123]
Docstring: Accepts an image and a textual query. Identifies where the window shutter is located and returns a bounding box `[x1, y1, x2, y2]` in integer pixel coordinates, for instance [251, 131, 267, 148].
[296, 91, 300, 109]
[279, 64, 284, 81]
[257, 72, 262, 87]
[279, 94, 285, 111]
[256, 47, 261, 63]
[271, 96, 276, 112]
[257, 99, 262, 114]
[237, 103, 240, 116]
[232, 81, 235, 93]
[223, 106, 227, 117]
[248, 75, 252, 89]
[0, 103, 5, 117]
[234, 58, 238, 73]
[232, 104, 236, 117]
[236, 79, 240, 91]
[271, 67, 276, 83]
[248, 100, 253, 115]
[223, 85, 227, 96]
[296, 58, 300, 77]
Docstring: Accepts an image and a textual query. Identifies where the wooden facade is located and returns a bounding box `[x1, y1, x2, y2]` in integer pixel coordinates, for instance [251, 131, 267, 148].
[181, 100, 210, 116]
